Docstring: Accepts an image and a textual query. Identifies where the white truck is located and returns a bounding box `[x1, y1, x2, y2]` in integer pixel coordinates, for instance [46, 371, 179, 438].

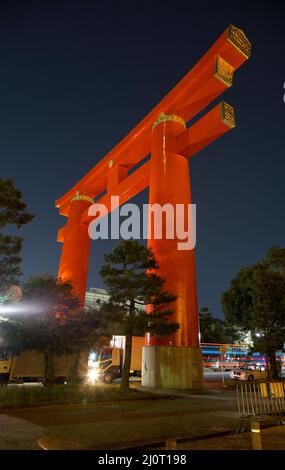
[0, 349, 88, 385]
[89, 336, 145, 384]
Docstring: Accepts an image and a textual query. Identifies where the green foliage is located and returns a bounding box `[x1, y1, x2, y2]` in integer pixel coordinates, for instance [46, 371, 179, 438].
[262, 245, 285, 272]
[0, 275, 102, 384]
[0, 179, 33, 229]
[1, 276, 78, 353]
[221, 246, 285, 378]
[0, 384, 155, 408]
[199, 307, 242, 344]
[199, 307, 227, 343]
[0, 179, 34, 290]
[99, 240, 179, 390]
[99, 240, 179, 338]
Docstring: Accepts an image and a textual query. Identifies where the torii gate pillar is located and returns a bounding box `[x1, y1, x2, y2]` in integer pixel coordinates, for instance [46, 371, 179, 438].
[142, 114, 203, 389]
[148, 114, 199, 348]
[58, 193, 93, 304]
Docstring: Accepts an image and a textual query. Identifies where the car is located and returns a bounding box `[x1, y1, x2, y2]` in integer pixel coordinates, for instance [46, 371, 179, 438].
[209, 360, 245, 372]
[230, 363, 267, 382]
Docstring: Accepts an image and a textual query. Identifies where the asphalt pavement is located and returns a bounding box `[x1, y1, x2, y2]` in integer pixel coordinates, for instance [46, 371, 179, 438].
[0, 383, 240, 450]
[0, 371, 284, 450]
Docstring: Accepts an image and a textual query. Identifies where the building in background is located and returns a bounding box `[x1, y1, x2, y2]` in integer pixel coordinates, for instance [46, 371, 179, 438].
[85, 287, 146, 312]
[85, 287, 109, 308]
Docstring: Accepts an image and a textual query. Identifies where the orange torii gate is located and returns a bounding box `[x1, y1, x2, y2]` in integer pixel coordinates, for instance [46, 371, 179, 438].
[56, 25, 251, 388]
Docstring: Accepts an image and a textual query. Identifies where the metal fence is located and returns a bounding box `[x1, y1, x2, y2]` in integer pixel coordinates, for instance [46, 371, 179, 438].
[236, 381, 285, 418]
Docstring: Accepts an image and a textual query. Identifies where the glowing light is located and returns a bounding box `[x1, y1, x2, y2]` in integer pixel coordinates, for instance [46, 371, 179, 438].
[87, 365, 99, 384]
[0, 302, 48, 316]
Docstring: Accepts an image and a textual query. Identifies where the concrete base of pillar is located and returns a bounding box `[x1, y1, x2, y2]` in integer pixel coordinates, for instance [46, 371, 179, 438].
[141, 346, 203, 389]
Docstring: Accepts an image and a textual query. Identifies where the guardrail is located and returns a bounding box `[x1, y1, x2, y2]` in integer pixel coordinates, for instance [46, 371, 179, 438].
[236, 381, 285, 418]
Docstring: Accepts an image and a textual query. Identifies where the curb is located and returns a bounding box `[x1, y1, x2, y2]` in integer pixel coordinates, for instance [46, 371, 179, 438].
[92, 419, 285, 450]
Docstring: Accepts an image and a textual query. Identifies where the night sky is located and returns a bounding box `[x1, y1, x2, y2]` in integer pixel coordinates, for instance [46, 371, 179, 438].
[1, 1, 285, 318]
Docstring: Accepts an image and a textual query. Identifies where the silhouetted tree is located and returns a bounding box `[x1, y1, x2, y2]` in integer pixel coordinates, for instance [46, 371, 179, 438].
[100, 240, 179, 391]
[0, 275, 102, 384]
[0, 179, 34, 292]
[221, 246, 285, 379]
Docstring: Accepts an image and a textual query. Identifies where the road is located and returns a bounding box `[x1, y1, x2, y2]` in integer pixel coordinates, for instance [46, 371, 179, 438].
[0, 386, 239, 450]
[204, 371, 231, 383]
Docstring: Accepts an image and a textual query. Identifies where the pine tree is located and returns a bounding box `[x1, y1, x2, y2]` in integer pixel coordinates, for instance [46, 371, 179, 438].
[0, 179, 34, 292]
[99, 240, 179, 391]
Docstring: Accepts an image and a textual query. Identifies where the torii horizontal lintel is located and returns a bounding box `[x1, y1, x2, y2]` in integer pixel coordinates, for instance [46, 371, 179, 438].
[57, 100, 236, 243]
[55, 25, 250, 217]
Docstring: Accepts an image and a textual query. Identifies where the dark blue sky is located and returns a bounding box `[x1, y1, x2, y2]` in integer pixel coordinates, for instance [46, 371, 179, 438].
[1, 0, 285, 318]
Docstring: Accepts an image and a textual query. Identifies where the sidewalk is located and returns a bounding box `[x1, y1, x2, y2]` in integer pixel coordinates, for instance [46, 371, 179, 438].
[172, 424, 285, 450]
[0, 414, 42, 450]
[138, 384, 234, 400]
